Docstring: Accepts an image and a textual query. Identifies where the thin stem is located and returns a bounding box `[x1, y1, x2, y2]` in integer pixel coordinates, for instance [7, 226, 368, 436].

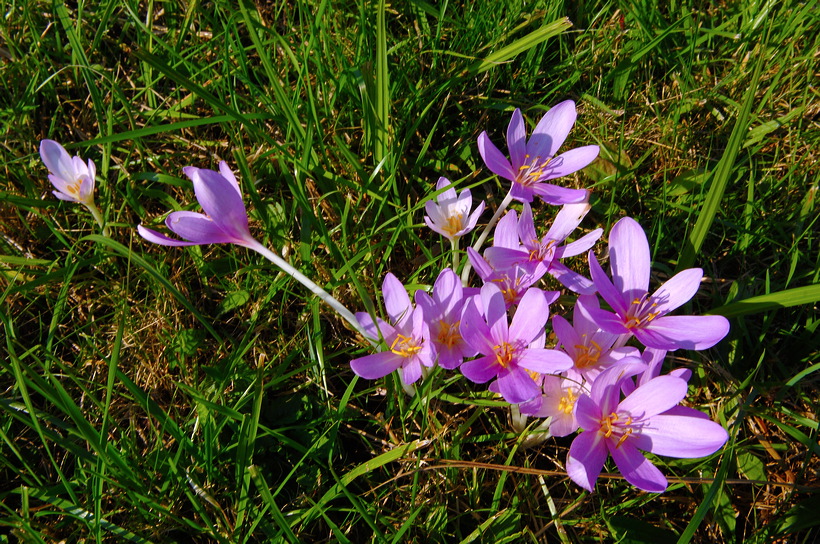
[85, 203, 109, 237]
[247, 242, 375, 345]
[450, 237, 460, 272]
[460, 189, 514, 285]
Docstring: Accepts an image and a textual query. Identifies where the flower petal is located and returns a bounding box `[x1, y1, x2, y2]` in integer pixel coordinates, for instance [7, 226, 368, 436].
[650, 268, 703, 315]
[566, 430, 608, 492]
[382, 273, 412, 326]
[618, 375, 688, 419]
[518, 348, 573, 374]
[506, 109, 528, 170]
[635, 315, 730, 350]
[540, 146, 600, 180]
[609, 217, 651, 301]
[137, 225, 202, 246]
[460, 355, 499, 383]
[609, 440, 668, 493]
[631, 412, 728, 458]
[509, 288, 550, 343]
[495, 366, 540, 404]
[477, 132, 516, 182]
[530, 183, 589, 206]
[187, 167, 252, 242]
[528, 100, 577, 159]
[166, 211, 241, 244]
[40, 140, 75, 183]
[350, 351, 404, 379]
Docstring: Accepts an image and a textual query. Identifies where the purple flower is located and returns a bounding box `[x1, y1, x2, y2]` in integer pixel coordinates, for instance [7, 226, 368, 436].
[466, 247, 547, 308]
[553, 295, 639, 384]
[586, 217, 730, 351]
[138, 162, 263, 251]
[350, 273, 434, 385]
[566, 359, 729, 492]
[477, 101, 599, 205]
[485, 200, 602, 293]
[424, 177, 486, 241]
[459, 284, 573, 404]
[519, 374, 582, 437]
[414, 268, 477, 369]
[40, 139, 97, 206]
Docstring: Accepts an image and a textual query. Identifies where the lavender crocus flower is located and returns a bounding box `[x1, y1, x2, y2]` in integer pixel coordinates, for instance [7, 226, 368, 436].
[566, 359, 729, 493]
[459, 284, 573, 404]
[350, 273, 434, 385]
[40, 140, 97, 206]
[485, 200, 601, 294]
[586, 217, 730, 351]
[138, 162, 262, 250]
[477, 101, 599, 205]
[40, 139, 107, 234]
[139, 162, 367, 339]
[414, 268, 477, 369]
[424, 177, 485, 242]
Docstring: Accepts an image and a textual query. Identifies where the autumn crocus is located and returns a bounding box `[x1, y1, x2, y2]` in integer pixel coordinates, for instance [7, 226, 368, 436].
[414, 268, 477, 369]
[477, 101, 599, 205]
[459, 284, 573, 404]
[485, 201, 601, 294]
[586, 217, 730, 351]
[39, 139, 107, 235]
[424, 177, 485, 242]
[139, 162, 367, 340]
[566, 360, 729, 492]
[350, 273, 434, 385]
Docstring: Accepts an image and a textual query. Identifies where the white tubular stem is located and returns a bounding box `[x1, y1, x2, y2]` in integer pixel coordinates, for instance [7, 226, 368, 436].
[460, 190, 514, 285]
[249, 243, 374, 344]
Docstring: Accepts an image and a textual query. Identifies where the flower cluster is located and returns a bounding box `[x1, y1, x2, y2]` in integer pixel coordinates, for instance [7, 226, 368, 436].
[349, 101, 730, 493]
[39, 100, 730, 495]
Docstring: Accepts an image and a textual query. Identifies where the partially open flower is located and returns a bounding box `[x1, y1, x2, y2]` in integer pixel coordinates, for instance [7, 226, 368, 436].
[39, 139, 97, 207]
[424, 177, 485, 241]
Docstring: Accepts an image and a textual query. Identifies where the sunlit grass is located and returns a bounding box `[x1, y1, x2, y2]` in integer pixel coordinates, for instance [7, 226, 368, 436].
[0, 0, 818, 542]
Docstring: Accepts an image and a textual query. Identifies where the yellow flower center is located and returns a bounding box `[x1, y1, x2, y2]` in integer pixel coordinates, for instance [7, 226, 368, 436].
[517, 154, 552, 187]
[442, 213, 464, 237]
[390, 334, 422, 358]
[436, 320, 461, 348]
[493, 342, 515, 368]
[574, 340, 603, 369]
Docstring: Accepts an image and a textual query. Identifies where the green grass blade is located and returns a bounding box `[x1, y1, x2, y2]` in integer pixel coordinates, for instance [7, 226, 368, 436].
[708, 284, 820, 318]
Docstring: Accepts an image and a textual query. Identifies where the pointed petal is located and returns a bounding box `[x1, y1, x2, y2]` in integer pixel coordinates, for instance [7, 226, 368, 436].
[432, 268, 463, 315]
[509, 288, 549, 343]
[495, 366, 540, 404]
[382, 273, 412, 326]
[609, 217, 651, 300]
[531, 183, 589, 205]
[401, 359, 423, 385]
[350, 351, 404, 380]
[545, 200, 591, 243]
[435, 176, 458, 200]
[651, 268, 703, 315]
[188, 167, 252, 241]
[518, 348, 573, 374]
[138, 225, 202, 246]
[460, 355, 499, 383]
[459, 298, 495, 355]
[559, 228, 602, 258]
[484, 247, 529, 273]
[467, 247, 495, 281]
[517, 202, 539, 249]
[506, 109, 527, 170]
[493, 209, 520, 249]
[609, 440, 668, 493]
[540, 146, 600, 180]
[579, 302, 631, 336]
[588, 250, 629, 316]
[589, 359, 647, 414]
[618, 375, 688, 418]
[39, 140, 74, 182]
[481, 283, 509, 344]
[635, 315, 730, 350]
[528, 100, 577, 159]
[566, 430, 608, 492]
[218, 161, 242, 198]
[632, 413, 728, 458]
[477, 132, 516, 181]
[166, 211, 241, 244]
[549, 262, 597, 294]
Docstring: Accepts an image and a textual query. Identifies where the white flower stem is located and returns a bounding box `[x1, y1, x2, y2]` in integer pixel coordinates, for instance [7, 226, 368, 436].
[248, 242, 372, 343]
[450, 237, 460, 272]
[460, 189, 514, 285]
[85, 203, 110, 237]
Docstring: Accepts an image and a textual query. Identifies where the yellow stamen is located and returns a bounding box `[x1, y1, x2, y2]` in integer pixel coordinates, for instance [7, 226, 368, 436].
[390, 334, 422, 358]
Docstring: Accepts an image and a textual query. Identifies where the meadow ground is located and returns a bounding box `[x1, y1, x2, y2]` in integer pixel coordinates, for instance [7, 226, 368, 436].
[0, 1, 818, 542]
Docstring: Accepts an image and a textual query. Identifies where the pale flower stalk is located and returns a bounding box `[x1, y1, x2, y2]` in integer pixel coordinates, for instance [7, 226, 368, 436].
[138, 162, 370, 342]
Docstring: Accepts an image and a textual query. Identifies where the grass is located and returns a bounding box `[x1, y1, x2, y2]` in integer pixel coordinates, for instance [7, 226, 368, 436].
[1, 0, 818, 542]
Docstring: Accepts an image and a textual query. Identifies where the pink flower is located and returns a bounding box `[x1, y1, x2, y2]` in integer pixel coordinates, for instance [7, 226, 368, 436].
[39, 139, 96, 206]
[424, 177, 485, 241]
[477, 101, 599, 204]
[138, 162, 263, 251]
